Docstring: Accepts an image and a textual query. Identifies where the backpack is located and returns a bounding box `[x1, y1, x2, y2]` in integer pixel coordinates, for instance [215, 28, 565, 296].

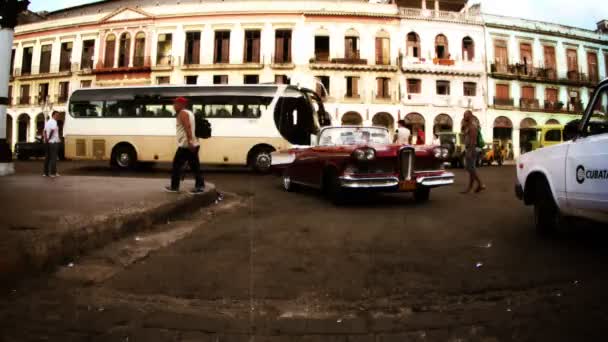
[194, 113, 212, 139]
[476, 128, 485, 149]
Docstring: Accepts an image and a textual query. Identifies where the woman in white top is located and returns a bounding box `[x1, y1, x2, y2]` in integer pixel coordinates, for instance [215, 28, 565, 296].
[394, 120, 411, 145]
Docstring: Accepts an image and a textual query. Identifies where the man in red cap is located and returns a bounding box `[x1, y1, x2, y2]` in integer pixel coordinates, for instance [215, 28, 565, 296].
[165, 97, 205, 194]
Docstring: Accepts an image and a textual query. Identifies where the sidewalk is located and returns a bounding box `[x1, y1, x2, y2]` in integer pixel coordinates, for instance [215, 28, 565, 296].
[0, 175, 217, 283]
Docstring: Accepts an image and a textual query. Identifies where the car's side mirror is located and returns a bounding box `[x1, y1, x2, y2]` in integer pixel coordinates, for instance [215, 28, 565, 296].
[563, 120, 580, 141]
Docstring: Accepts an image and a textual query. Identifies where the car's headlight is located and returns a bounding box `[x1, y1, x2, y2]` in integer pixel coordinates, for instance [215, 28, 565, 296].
[433, 147, 442, 158]
[352, 148, 376, 161]
[441, 148, 449, 158]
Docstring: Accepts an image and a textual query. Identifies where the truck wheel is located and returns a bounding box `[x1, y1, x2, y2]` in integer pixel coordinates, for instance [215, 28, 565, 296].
[249, 147, 274, 173]
[533, 179, 559, 235]
[414, 187, 430, 203]
[112, 145, 137, 170]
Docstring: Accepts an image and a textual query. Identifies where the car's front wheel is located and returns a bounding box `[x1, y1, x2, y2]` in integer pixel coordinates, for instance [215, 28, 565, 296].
[533, 178, 559, 235]
[414, 187, 430, 203]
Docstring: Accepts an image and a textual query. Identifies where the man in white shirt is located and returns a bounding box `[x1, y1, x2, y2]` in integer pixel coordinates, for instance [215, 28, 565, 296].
[43, 111, 61, 177]
[394, 120, 411, 145]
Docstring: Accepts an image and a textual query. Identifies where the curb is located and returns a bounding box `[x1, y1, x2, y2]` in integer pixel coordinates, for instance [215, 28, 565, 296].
[0, 184, 218, 286]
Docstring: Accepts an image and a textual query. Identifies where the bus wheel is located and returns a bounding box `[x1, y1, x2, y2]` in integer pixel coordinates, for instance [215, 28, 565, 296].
[249, 146, 274, 173]
[112, 145, 137, 170]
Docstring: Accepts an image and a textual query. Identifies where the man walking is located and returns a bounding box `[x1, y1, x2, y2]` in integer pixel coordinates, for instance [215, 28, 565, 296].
[43, 111, 61, 178]
[165, 97, 205, 194]
[461, 110, 486, 194]
[394, 120, 411, 145]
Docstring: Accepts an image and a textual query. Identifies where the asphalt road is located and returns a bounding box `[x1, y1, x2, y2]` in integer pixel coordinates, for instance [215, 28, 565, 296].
[3, 160, 608, 341]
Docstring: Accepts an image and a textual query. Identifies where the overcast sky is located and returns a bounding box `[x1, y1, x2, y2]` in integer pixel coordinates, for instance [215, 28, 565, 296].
[27, 0, 608, 31]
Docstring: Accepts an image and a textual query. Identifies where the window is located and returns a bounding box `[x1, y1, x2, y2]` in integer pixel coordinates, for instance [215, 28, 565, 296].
[545, 88, 558, 103]
[39, 44, 52, 74]
[376, 77, 390, 99]
[214, 31, 231, 64]
[60, 42, 73, 71]
[133, 32, 146, 67]
[58, 82, 70, 103]
[588, 52, 599, 83]
[521, 86, 535, 100]
[314, 36, 330, 62]
[519, 42, 533, 69]
[10, 49, 15, 75]
[104, 34, 116, 68]
[156, 76, 170, 85]
[118, 33, 131, 68]
[184, 32, 201, 65]
[406, 32, 420, 58]
[494, 40, 508, 71]
[19, 84, 30, 105]
[244, 75, 259, 84]
[21, 46, 33, 75]
[244, 30, 261, 63]
[462, 37, 474, 61]
[436, 80, 450, 95]
[582, 87, 608, 136]
[81, 40, 95, 69]
[345, 76, 359, 98]
[545, 129, 562, 142]
[274, 30, 292, 63]
[38, 83, 49, 105]
[407, 79, 421, 94]
[275, 75, 290, 85]
[157, 33, 173, 65]
[316, 76, 330, 97]
[80, 80, 92, 88]
[496, 84, 510, 99]
[192, 96, 271, 119]
[8, 85, 12, 105]
[464, 82, 476, 96]
[185, 75, 198, 85]
[375, 36, 390, 65]
[543, 45, 557, 79]
[213, 75, 228, 84]
[567, 48, 579, 79]
[435, 34, 449, 59]
[345, 34, 359, 60]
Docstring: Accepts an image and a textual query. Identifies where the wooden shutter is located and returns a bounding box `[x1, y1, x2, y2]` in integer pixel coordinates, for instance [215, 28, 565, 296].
[222, 33, 230, 63]
[345, 38, 352, 59]
[543, 46, 556, 68]
[567, 49, 578, 71]
[545, 88, 558, 102]
[522, 86, 535, 99]
[494, 41, 507, 65]
[496, 84, 509, 99]
[192, 34, 200, 64]
[275, 33, 284, 63]
[588, 52, 598, 81]
[375, 38, 382, 65]
[252, 32, 260, 63]
[352, 77, 359, 97]
[520, 43, 533, 66]
[286, 32, 292, 63]
[105, 39, 115, 67]
[213, 34, 219, 63]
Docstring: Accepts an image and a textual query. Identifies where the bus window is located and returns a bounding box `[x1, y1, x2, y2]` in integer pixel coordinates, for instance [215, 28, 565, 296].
[71, 101, 103, 117]
[105, 100, 137, 117]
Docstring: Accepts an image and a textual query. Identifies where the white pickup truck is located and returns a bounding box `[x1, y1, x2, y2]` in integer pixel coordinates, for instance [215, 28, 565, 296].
[516, 78, 608, 233]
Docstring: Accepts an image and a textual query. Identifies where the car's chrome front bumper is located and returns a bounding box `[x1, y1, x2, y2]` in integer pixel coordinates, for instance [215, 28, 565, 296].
[339, 172, 455, 190]
[416, 172, 455, 187]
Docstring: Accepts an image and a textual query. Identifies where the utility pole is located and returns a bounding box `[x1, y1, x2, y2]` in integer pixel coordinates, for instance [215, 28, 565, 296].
[0, 0, 29, 175]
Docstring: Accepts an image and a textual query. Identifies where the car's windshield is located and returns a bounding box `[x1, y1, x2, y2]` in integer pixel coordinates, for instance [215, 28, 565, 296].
[319, 127, 390, 146]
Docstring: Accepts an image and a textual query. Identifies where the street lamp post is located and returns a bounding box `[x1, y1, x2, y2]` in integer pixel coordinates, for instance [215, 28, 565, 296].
[0, 0, 29, 175]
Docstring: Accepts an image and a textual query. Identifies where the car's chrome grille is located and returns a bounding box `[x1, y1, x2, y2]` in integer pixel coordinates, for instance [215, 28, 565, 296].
[399, 148, 414, 180]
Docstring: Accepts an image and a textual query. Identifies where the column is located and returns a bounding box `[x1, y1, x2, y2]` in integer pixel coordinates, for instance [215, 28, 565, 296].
[421, 0, 426, 10]
[434, 0, 439, 11]
[29, 115, 36, 142]
[512, 126, 521, 159]
[129, 30, 135, 68]
[425, 115, 433, 144]
[11, 116, 17, 152]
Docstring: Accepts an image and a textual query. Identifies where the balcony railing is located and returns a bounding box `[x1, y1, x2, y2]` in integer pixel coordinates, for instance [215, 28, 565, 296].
[494, 97, 514, 107]
[35, 95, 50, 106]
[17, 96, 31, 106]
[80, 58, 95, 70]
[312, 52, 330, 63]
[544, 101, 564, 113]
[520, 98, 540, 111]
[433, 58, 455, 66]
[59, 61, 71, 72]
[271, 55, 292, 65]
[567, 100, 584, 113]
[399, 7, 482, 23]
[95, 56, 152, 72]
[57, 93, 69, 104]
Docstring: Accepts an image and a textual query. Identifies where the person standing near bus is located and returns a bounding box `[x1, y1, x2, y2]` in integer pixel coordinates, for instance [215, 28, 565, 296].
[461, 110, 486, 194]
[165, 97, 205, 194]
[43, 111, 61, 178]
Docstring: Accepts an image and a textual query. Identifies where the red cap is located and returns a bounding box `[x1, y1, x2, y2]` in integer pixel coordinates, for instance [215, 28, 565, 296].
[174, 97, 188, 105]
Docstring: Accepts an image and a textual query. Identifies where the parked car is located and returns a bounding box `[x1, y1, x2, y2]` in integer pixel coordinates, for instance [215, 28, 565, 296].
[521, 124, 565, 153]
[271, 126, 454, 204]
[15, 138, 65, 161]
[515, 78, 608, 234]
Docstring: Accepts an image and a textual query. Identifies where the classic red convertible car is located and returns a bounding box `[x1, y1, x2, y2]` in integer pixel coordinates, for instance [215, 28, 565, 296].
[271, 126, 454, 203]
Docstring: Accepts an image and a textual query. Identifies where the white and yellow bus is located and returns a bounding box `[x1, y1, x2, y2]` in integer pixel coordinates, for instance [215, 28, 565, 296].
[65, 85, 327, 172]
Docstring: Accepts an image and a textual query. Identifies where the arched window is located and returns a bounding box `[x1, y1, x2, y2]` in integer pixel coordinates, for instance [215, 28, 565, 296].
[341, 112, 363, 126]
[435, 34, 449, 59]
[133, 32, 146, 67]
[104, 34, 116, 68]
[406, 32, 420, 58]
[462, 36, 474, 61]
[118, 32, 131, 67]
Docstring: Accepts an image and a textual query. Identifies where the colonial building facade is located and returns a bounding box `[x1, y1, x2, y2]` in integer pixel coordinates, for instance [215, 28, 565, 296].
[5, 0, 608, 158]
